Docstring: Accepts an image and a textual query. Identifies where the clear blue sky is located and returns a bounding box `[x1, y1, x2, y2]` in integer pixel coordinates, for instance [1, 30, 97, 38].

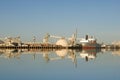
[0, 0, 120, 43]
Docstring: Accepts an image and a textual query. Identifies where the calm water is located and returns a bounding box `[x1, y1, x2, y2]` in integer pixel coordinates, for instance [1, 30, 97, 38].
[0, 49, 120, 80]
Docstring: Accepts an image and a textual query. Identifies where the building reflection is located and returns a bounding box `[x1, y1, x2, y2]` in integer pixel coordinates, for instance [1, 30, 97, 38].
[0, 49, 22, 59]
[100, 48, 120, 56]
[0, 48, 102, 62]
[111, 49, 120, 56]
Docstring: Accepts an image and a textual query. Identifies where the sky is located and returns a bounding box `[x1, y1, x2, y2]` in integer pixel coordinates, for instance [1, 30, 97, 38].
[0, 0, 120, 43]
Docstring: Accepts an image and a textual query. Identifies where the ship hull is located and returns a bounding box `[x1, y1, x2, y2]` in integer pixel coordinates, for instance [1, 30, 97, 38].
[81, 43, 101, 49]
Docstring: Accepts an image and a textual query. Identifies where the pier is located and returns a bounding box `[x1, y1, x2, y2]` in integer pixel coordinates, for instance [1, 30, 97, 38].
[0, 44, 68, 49]
[0, 35, 83, 49]
[2, 34, 119, 50]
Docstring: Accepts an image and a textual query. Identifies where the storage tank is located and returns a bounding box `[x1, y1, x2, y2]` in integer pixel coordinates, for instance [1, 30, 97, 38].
[55, 49, 68, 58]
[56, 38, 68, 47]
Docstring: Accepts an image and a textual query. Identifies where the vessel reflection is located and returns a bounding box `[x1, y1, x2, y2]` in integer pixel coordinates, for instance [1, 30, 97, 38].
[0, 48, 102, 62]
[80, 49, 101, 62]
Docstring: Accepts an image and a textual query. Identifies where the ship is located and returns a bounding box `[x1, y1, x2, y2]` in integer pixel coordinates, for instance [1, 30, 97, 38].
[79, 35, 101, 49]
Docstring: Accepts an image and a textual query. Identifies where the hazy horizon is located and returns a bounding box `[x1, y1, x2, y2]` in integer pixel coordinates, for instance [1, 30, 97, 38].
[0, 0, 120, 44]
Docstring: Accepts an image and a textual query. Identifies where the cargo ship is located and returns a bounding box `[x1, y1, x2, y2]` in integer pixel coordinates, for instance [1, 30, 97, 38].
[79, 35, 101, 49]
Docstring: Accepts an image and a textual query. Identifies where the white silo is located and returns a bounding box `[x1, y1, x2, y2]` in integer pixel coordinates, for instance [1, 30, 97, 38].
[56, 38, 68, 47]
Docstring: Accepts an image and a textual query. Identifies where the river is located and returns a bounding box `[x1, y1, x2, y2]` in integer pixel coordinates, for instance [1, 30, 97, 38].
[0, 49, 120, 80]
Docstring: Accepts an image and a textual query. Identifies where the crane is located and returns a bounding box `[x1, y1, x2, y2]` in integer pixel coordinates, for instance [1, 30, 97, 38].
[43, 29, 78, 46]
[43, 33, 50, 44]
[43, 33, 64, 44]
[50, 35, 64, 39]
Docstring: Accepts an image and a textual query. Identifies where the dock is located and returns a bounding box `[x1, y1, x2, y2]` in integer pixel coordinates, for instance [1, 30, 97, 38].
[0, 43, 83, 49]
[0, 34, 103, 50]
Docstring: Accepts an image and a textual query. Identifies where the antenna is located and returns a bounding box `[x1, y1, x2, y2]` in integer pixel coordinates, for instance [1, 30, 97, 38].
[75, 28, 78, 45]
[33, 36, 36, 43]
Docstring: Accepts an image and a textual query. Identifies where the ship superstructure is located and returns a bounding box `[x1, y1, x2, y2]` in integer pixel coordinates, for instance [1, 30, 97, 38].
[79, 35, 101, 49]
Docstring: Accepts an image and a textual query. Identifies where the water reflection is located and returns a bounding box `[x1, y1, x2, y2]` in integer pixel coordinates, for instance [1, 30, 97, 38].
[0, 49, 120, 80]
[100, 48, 120, 56]
[0, 48, 102, 62]
[1, 48, 120, 62]
[112, 49, 120, 56]
[0, 49, 22, 59]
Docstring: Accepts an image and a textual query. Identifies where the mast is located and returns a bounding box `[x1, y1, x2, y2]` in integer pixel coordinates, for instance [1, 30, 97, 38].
[75, 28, 78, 45]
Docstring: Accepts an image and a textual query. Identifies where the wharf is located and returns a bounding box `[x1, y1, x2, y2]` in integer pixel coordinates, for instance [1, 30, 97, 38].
[0, 46, 83, 49]
[0, 46, 66, 49]
[0, 44, 83, 50]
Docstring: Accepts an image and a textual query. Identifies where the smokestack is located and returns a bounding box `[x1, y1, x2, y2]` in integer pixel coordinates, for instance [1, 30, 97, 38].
[85, 35, 88, 40]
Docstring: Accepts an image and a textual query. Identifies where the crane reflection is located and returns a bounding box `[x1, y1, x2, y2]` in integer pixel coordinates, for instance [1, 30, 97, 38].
[0, 48, 102, 63]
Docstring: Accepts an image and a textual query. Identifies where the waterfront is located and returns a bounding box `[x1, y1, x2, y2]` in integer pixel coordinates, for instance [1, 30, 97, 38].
[0, 0, 120, 80]
[0, 49, 120, 80]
